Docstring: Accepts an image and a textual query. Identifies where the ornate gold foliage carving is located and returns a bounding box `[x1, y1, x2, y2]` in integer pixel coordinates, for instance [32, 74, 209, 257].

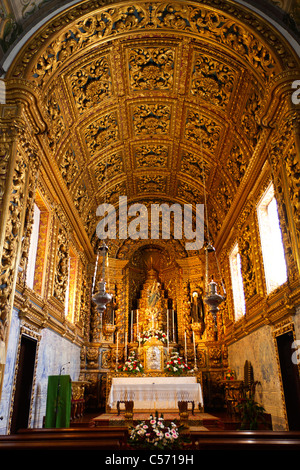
[137, 175, 166, 193]
[60, 146, 79, 188]
[155, 3, 276, 79]
[0, 143, 10, 202]
[185, 111, 221, 151]
[85, 112, 119, 156]
[74, 182, 89, 215]
[70, 55, 112, 113]
[84, 209, 96, 237]
[283, 143, 300, 240]
[178, 180, 202, 205]
[95, 152, 123, 185]
[191, 53, 235, 107]
[132, 103, 171, 135]
[28, 2, 278, 88]
[180, 150, 209, 180]
[226, 143, 248, 183]
[45, 92, 65, 151]
[128, 47, 175, 90]
[215, 179, 233, 214]
[134, 144, 168, 168]
[104, 181, 126, 203]
[239, 223, 257, 300]
[0, 148, 27, 340]
[241, 88, 262, 147]
[53, 227, 69, 302]
[31, 4, 147, 86]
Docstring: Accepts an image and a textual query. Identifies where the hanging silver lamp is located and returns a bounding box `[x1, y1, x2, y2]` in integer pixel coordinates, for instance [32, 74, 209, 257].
[92, 242, 112, 317]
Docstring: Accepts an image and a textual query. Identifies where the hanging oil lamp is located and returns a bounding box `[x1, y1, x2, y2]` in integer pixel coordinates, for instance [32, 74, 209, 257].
[92, 242, 112, 327]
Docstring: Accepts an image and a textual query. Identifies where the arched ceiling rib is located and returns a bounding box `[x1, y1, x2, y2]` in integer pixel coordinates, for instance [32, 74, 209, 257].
[7, 0, 300, 254]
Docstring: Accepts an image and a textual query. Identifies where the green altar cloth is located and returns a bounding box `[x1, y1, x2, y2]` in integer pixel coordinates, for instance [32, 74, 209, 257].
[45, 375, 71, 428]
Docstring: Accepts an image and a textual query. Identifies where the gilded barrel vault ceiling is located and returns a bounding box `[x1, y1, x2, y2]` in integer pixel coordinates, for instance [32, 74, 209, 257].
[5, 0, 300, 258]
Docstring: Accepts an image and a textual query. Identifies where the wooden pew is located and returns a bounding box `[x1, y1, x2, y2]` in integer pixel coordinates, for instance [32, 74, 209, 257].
[0, 426, 129, 450]
[0, 428, 299, 451]
[187, 430, 300, 450]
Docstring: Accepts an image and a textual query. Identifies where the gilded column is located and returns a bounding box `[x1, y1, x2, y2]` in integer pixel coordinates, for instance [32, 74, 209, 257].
[0, 104, 40, 398]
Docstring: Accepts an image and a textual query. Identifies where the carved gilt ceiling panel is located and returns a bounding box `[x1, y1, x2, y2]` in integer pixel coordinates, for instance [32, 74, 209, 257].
[7, 0, 300, 255]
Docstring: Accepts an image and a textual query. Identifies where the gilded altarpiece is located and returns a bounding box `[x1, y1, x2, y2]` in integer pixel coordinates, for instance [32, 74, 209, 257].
[83, 245, 229, 411]
[0, 0, 299, 425]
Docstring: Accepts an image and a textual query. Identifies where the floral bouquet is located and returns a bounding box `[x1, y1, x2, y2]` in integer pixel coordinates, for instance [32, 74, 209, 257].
[165, 352, 191, 375]
[138, 328, 167, 344]
[128, 412, 181, 450]
[118, 351, 144, 374]
[224, 368, 236, 380]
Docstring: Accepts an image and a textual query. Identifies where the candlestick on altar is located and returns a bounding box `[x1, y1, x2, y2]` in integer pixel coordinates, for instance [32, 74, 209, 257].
[115, 331, 119, 371]
[193, 330, 198, 371]
[184, 330, 187, 364]
[124, 327, 127, 361]
[131, 310, 133, 342]
[167, 309, 170, 356]
[136, 309, 139, 342]
[172, 309, 175, 342]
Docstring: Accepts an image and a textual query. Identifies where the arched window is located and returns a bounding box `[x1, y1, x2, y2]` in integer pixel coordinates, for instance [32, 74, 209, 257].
[65, 246, 79, 323]
[257, 183, 287, 294]
[26, 192, 50, 295]
[229, 242, 246, 321]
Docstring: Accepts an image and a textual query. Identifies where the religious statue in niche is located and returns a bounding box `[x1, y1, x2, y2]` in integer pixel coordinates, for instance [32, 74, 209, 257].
[103, 296, 117, 324]
[191, 289, 205, 338]
[102, 297, 117, 341]
[191, 289, 204, 322]
[145, 279, 161, 329]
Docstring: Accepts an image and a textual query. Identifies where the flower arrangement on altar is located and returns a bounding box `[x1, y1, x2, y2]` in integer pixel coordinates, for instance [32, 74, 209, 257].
[118, 351, 144, 374]
[128, 412, 185, 450]
[138, 328, 167, 344]
[224, 368, 236, 380]
[165, 352, 191, 375]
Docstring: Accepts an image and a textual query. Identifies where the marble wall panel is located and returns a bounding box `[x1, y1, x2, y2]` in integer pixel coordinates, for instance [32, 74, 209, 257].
[228, 324, 287, 430]
[0, 308, 20, 434]
[32, 327, 81, 428]
[0, 308, 81, 433]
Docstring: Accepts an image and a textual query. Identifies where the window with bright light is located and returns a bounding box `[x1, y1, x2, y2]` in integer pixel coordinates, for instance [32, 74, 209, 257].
[26, 193, 50, 294]
[65, 247, 78, 323]
[257, 183, 287, 294]
[26, 203, 40, 289]
[229, 242, 246, 321]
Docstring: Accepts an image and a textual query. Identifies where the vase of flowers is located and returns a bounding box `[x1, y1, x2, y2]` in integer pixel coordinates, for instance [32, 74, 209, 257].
[139, 328, 167, 344]
[118, 351, 144, 374]
[165, 352, 191, 375]
[128, 412, 185, 450]
[224, 368, 236, 380]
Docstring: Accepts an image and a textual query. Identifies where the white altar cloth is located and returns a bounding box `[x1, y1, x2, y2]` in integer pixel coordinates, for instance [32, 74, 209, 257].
[108, 377, 203, 410]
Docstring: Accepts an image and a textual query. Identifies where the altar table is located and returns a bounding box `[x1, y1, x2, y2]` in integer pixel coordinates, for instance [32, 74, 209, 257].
[108, 376, 203, 411]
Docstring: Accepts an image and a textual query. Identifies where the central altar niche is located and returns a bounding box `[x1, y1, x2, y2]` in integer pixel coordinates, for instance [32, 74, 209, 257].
[130, 259, 177, 351]
[128, 258, 178, 374]
[138, 264, 166, 333]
